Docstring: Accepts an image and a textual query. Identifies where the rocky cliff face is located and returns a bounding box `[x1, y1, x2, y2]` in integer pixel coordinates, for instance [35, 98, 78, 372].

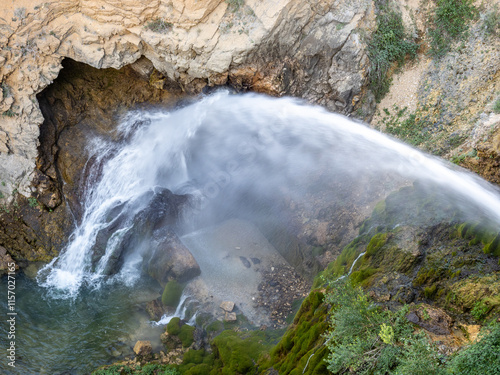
[0, 0, 375, 201]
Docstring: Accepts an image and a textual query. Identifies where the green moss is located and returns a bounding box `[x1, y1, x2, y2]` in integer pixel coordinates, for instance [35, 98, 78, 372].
[373, 200, 386, 215]
[314, 236, 368, 286]
[206, 320, 223, 333]
[350, 268, 378, 286]
[167, 317, 182, 335]
[268, 291, 329, 374]
[483, 234, 500, 256]
[179, 324, 195, 347]
[366, 233, 388, 256]
[424, 284, 437, 299]
[211, 330, 279, 375]
[162, 280, 183, 308]
[452, 275, 500, 319]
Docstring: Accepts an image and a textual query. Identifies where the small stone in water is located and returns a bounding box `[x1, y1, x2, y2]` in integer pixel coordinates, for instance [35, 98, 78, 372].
[225, 312, 237, 322]
[239, 256, 251, 268]
[220, 301, 235, 312]
[251, 257, 261, 264]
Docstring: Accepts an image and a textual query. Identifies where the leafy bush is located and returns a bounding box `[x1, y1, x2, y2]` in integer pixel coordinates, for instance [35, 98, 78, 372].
[92, 364, 179, 375]
[428, 0, 478, 58]
[324, 279, 445, 374]
[385, 111, 430, 146]
[28, 197, 39, 208]
[368, 7, 418, 101]
[447, 322, 500, 375]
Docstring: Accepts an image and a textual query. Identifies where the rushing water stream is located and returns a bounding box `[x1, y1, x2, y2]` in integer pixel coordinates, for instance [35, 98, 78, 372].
[2, 92, 500, 374]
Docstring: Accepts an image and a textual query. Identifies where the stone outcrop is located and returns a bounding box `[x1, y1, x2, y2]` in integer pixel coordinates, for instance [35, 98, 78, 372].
[0, 0, 375, 200]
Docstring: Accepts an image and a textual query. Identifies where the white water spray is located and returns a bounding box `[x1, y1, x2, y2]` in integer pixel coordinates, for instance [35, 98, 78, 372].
[37, 92, 500, 297]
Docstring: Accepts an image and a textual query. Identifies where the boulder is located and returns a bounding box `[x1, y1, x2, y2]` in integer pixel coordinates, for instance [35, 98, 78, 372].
[220, 301, 235, 312]
[147, 229, 200, 285]
[133, 340, 153, 359]
[224, 312, 237, 322]
[406, 304, 453, 335]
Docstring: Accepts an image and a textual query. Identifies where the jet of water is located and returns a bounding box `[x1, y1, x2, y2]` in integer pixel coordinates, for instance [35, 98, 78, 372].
[37, 91, 500, 298]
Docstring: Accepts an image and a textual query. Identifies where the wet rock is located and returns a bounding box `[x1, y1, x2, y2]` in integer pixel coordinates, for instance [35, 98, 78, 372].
[224, 312, 237, 322]
[161, 331, 183, 351]
[239, 256, 251, 268]
[251, 257, 261, 265]
[407, 304, 453, 335]
[133, 340, 152, 359]
[147, 230, 200, 285]
[0, 246, 18, 276]
[220, 301, 235, 312]
[146, 300, 164, 321]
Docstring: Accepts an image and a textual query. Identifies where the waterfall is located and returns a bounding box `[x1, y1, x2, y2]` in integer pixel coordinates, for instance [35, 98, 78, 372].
[37, 91, 500, 298]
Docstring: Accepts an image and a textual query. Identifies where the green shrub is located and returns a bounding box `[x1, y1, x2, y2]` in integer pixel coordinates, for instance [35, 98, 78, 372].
[368, 6, 418, 101]
[28, 197, 39, 208]
[324, 279, 444, 374]
[385, 112, 429, 146]
[428, 0, 478, 58]
[92, 364, 179, 375]
[471, 300, 490, 321]
[447, 323, 500, 374]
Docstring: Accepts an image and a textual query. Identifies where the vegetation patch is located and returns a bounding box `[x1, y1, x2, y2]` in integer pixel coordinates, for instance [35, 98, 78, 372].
[427, 0, 478, 59]
[92, 363, 179, 375]
[162, 280, 183, 307]
[145, 19, 173, 33]
[267, 291, 329, 374]
[368, 6, 418, 101]
[483, 4, 500, 36]
[226, 0, 245, 12]
[324, 279, 444, 374]
[447, 322, 500, 374]
[493, 98, 500, 114]
[381, 106, 434, 146]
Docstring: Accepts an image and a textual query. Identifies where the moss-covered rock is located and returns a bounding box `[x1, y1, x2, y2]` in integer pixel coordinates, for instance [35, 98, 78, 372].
[162, 280, 183, 308]
[267, 291, 329, 375]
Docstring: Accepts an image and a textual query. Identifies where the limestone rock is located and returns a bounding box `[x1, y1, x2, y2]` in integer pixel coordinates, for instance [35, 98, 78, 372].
[224, 312, 237, 322]
[220, 301, 235, 312]
[133, 340, 153, 358]
[0, 0, 375, 201]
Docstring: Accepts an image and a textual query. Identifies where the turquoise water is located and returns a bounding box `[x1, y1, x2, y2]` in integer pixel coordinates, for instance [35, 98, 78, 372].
[0, 274, 164, 375]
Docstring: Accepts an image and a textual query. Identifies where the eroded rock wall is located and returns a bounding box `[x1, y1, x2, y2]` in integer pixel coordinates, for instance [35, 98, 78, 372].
[0, 0, 375, 199]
